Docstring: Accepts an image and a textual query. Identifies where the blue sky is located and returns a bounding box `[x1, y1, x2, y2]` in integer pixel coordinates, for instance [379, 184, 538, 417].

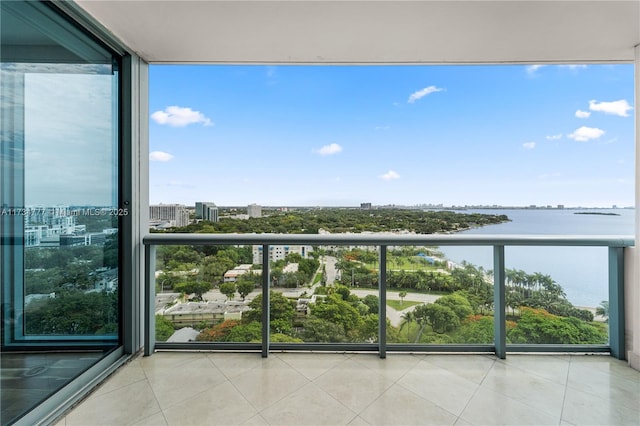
[149, 64, 634, 208]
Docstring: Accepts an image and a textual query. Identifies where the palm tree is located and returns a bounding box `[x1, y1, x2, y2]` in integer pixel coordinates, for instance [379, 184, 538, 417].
[400, 310, 415, 340]
[596, 301, 609, 322]
[412, 304, 429, 343]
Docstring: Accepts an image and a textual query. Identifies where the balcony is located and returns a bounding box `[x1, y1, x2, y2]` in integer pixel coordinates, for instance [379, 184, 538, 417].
[53, 231, 640, 425]
[2, 1, 639, 425]
[143, 233, 633, 359]
[59, 351, 640, 425]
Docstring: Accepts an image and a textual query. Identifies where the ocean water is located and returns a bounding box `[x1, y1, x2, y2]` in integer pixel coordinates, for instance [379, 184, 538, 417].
[437, 208, 635, 307]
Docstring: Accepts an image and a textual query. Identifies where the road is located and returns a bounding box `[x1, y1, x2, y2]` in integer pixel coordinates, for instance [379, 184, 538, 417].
[350, 289, 440, 326]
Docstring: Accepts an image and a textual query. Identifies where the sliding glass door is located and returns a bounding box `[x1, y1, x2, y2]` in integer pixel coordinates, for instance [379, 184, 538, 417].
[1, 0, 121, 349]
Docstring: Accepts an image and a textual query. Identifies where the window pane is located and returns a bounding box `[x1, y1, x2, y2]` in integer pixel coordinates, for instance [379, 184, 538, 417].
[1, 2, 120, 345]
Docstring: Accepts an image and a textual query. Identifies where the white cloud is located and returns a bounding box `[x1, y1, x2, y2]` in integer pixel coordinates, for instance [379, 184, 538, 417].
[375, 125, 390, 131]
[408, 86, 444, 103]
[314, 143, 343, 156]
[526, 65, 546, 76]
[575, 110, 591, 119]
[559, 65, 587, 70]
[546, 134, 563, 141]
[380, 170, 400, 181]
[150, 151, 174, 162]
[588, 99, 633, 117]
[523, 142, 536, 150]
[151, 106, 213, 127]
[568, 126, 605, 142]
[537, 172, 562, 179]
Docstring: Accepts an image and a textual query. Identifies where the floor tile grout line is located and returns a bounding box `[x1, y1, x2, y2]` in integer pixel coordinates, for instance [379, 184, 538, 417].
[479, 357, 569, 423]
[303, 354, 374, 422]
[225, 356, 314, 418]
[138, 359, 173, 426]
[558, 355, 573, 425]
[452, 356, 497, 425]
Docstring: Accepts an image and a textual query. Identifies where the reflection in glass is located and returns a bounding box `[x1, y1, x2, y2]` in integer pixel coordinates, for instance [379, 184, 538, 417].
[385, 246, 494, 345]
[1, 2, 120, 344]
[504, 247, 608, 345]
[1, 1, 121, 422]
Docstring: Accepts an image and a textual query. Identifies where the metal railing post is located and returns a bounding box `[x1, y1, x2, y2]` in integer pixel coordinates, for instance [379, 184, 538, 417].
[261, 244, 270, 358]
[493, 245, 506, 359]
[379, 245, 387, 359]
[608, 246, 625, 359]
[144, 244, 156, 356]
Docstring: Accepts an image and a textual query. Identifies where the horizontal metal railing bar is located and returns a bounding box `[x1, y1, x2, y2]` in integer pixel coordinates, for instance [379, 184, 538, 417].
[386, 344, 495, 353]
[144, 233, 634, 247]
[506, 344, 610, 353]
[270, 343, 379, 352]
[156, 342, 262, 351]
[154, 342, 611, 354]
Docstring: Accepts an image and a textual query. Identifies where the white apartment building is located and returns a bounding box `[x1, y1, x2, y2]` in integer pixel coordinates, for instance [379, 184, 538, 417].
[24, 207, 86, 247]
[248, 203, 262, 218]
[149, 204, 190, 227]
[252, 244, 313, 264]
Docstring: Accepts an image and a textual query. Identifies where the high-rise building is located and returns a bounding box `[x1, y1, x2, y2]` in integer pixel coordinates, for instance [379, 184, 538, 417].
[248, 203, 262, 218]
[196, 202, 219, 222]
[149, 204, 190, 227]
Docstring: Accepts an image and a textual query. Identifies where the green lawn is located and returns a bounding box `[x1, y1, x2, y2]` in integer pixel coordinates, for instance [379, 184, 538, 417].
[365, 256, 441, 272]
[387, 300, 421, 311]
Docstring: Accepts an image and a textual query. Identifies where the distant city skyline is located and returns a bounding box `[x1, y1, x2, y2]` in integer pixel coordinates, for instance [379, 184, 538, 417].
[150, 64, 635, 208]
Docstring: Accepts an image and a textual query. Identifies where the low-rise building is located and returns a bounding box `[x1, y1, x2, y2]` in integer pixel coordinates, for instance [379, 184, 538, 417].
[223, 264, 257, 282]
[160, 300, 251, 328]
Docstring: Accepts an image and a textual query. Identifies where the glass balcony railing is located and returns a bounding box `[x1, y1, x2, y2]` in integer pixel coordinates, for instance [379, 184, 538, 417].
[143, 233, 633, 359]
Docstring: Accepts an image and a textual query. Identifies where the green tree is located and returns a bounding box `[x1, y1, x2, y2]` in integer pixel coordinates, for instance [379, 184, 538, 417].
[453, 315, 494, 344]
[157, 272, 179, 292]
[310, 294, 363, 334]
[362, 294, 379, 314]
[398, 291, 407, 306]
[434, 293, 473, 321]
[508, 307, 606, 344]
[200, 255, 235, 284]
[358, 314, 379, 342]
[236, 273, 258, 300]
[174, 281, 212, 301]
[400, 310, 415, 340]
[596, 301, 609, 321]
[155, 315, 175, 341]
[226, 321, 262, 342]
[219, 282, 237, 300]
[243, 291, 296, 334]
[25, 291, 118, 335]
[418, 303, 459, 334]
[298, 317, 348, 342]
[412, 304, 430, 342]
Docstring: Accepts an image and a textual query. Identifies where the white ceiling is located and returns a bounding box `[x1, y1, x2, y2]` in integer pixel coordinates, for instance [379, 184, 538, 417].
[75, 0, 640, 64]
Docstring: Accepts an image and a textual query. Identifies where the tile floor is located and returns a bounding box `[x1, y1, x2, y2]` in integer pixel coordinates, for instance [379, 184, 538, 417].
[55, 352, 640, 426]
[1, 352, 105, 425]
